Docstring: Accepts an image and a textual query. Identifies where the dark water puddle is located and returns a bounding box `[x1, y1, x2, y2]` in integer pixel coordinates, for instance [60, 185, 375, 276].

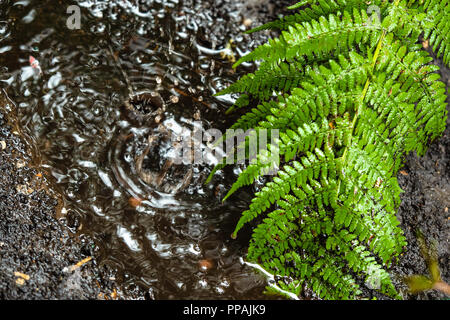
[0, 0, 286, 299]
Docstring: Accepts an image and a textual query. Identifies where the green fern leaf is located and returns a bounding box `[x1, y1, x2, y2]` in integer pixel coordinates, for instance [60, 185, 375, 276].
[212, 0, 448, 300]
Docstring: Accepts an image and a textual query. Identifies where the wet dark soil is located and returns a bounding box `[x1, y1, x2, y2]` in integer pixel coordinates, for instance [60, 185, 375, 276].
[0, 93, 131, 299]
[0, 0, 448, 300]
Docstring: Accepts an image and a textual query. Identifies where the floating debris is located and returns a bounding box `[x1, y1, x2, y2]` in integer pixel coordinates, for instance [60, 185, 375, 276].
[199, 259, 213, 272]
[63, 256, 93, 273]
[29, 55, 43, 75]
[128, 197, 143, 208]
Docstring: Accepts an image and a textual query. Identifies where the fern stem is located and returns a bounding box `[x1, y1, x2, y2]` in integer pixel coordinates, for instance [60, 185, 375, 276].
[337, 0, 401, 197]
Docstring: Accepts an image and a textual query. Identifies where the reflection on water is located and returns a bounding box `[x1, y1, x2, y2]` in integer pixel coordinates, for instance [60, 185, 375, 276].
[0, 0, 277, 298]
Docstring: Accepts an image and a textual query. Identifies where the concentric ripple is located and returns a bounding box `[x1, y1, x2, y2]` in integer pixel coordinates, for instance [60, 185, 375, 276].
[0, 0, 279, 299]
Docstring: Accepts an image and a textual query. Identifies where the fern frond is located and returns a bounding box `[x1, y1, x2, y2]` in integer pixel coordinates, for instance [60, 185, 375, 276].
[247, 0, 384, 34]
[231, 146, 337, 238]
[418, 0, 450, 65]
[218, 60, 306, 101]
[235, 9, 382, 68]
[214, 0, 448, 300]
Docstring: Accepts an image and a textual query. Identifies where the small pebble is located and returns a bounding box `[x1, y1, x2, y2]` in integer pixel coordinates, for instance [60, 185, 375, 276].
[243, 18, 252, 28]
[0, 140, 6, 150]
[199, 259, 213, 272]
[170, 95, 179, 103]
[16, 159, 26, 168]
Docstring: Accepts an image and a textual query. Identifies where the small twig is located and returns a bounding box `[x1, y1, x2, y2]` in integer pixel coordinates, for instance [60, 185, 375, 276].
[433, 281, 450, 295]
[173, 87, 211, 109]
[14, 272, 30, 280]
[63, 256, 93, 273]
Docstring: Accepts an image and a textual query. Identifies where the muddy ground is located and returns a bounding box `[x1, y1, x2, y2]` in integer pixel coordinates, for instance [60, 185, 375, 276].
[0, 0, 448, 300]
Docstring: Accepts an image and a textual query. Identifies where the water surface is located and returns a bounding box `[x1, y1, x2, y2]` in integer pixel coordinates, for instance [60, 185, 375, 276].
[0, 0, 275, 299]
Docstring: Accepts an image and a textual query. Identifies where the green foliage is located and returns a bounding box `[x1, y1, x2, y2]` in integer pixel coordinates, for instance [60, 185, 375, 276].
[403, 230, 449, 295]
[212, 0, 448, 299]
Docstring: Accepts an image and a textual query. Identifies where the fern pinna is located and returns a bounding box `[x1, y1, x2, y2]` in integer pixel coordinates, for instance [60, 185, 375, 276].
[211, 0, 449, 299]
